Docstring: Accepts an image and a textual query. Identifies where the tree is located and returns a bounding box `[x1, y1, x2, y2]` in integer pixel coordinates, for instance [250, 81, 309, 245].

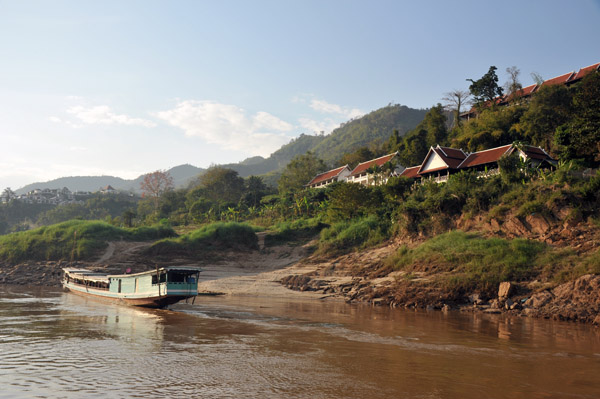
[1, 187, 16, 203]
[278, 152, 327, 194]
[554, 72, 600, 166]
[395, 128, 429, 167]
[422, 103, 448, 146]
[140, 170, 174, 213]
[243, 175, 268, 207]
[326, 183, 379, 222]
[518, 84, 573, 151]
[338, 146, 375, 169]
[467, 66, 504, 107]
[504, 66, 523, 98]
[442, 90, 471, 128]
[198, 167, 245, 204]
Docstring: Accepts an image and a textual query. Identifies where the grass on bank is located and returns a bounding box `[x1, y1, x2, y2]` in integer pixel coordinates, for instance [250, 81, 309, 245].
[385, 230, 600, 298]
[145, 222, 259, 256]
[265, 217, 327, 245]
[318, 215, 390, 255]
[0, 220, 176, 264]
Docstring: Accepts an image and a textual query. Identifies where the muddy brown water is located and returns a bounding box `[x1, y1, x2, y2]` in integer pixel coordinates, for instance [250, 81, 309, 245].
[1, 285, 599, 399]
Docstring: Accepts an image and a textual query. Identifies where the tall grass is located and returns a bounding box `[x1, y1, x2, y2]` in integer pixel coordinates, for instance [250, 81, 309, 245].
[0, 220, 176, 263]
[385, 231, 547, 297]
[145, 222, 258, 256]
[265, 217, 326, 245]
[318, 215, 390, 254]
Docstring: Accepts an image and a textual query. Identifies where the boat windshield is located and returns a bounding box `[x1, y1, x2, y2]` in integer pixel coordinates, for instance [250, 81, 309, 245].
[167, 271, 197, 284]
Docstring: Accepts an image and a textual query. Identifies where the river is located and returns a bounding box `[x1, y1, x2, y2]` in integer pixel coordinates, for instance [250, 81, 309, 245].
[1, 285, 599, 398]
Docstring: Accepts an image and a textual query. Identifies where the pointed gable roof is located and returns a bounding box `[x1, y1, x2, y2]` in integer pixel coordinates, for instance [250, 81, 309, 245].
[519, 145, 555, 161]
[541, 71, 575, 87]
[307, 165, 350, 186]
[571, 62, 600, 82]
[418, 145, 467, 175]
[398, 165, 421, 179]
[348, 152, 398, 177]
[458, 144, 513, 168]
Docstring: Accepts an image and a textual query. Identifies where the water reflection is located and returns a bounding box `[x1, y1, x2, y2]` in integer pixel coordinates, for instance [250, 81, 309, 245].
[1, 286, 600, 399]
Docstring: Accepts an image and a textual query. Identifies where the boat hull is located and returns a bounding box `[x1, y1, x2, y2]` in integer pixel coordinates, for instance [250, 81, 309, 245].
[63, 281, 196, 308]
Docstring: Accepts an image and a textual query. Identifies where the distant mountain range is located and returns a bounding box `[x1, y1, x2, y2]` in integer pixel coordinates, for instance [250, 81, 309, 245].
[16, 104, 427, 194]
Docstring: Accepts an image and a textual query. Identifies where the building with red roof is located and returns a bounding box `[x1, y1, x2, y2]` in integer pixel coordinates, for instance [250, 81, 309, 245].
[306, 165, 352, 189]
[417, 145, 467, 183]
[346, 152, 404, 186]
[457, 143, 556, 177]
[398, 165, 421, 179]
[460, 61, 599, 120]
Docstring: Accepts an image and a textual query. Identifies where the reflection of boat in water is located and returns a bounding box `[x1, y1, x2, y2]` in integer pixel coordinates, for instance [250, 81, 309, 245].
[62, 267, 201, 308]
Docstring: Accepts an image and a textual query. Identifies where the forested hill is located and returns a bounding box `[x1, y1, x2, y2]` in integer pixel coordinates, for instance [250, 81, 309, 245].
[15, 164, 205, 195]
[224, 104, 428, 177]
[311, 104, 428, 164]
[15, 104, 427, 192]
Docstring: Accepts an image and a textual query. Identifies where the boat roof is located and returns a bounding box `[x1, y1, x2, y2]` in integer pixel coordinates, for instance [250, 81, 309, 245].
[63, 268, 110, 283]
[64, 266, 202, 280]
[108, 266, 203, 278]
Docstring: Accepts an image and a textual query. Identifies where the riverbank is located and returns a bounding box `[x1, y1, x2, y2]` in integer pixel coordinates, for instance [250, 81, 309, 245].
[1, 228, 599, 325]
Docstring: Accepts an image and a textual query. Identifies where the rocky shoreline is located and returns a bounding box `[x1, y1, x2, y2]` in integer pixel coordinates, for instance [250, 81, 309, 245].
[1, 234, 599, 325]
[280, 272, 600, 324]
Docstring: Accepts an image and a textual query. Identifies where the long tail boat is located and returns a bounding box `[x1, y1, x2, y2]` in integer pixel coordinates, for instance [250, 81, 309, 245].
[62, 266, 201, 308]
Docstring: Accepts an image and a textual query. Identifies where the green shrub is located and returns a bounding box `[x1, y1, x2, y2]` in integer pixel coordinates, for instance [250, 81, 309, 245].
[0, 220, 176, 263]
[265, 217, 326, 244]
[384, 231, 547, 297]
[318, 215, 389, 254]
[146, 222, 258, 256]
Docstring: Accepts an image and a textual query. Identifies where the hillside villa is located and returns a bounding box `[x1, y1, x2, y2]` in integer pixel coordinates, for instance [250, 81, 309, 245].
[399, 143, 556, 183]
[461, 61, 600, 120]
[306, 165, 352, 189]
[307, 143, 556, 188]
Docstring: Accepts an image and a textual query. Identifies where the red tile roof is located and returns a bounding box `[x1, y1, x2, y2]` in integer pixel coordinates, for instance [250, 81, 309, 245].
[520, 145, 554, 161]
[398, 166, 421, 179]
[461, 62, 598, 119]
[505, 83, 538, 102]
[541, 71, 575, 87]
[458, 144, 512, 168]
[418, 146, 467, 175]
[571, 62, 600, 82]
[349, 152, 398, 177]
[307, 165, 349, 186]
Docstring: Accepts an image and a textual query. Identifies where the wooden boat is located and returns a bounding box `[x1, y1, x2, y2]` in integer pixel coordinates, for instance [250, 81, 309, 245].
[62, 266, 202, 308]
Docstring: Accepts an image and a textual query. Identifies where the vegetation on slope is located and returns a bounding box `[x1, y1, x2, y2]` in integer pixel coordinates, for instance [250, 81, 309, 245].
[145, 222, 259, 257]
[0, 220, 176, 264]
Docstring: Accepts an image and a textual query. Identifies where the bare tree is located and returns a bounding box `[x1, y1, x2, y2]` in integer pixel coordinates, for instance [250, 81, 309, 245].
[140, 170, 174, 212]
[504, 66, 523, 100]
[442, 89, 471, 128]
[531, 72, 544, 86]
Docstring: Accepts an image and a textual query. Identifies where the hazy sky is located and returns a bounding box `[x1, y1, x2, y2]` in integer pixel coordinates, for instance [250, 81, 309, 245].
[1, 0, 599, 190]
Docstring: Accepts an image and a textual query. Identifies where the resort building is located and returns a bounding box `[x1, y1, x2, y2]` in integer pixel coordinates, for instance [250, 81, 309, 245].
[306, 165, 352, 189]
[399, 143, 556, 183]
[461, 62, 600, 120]
[345, 152, 405, 186]
[417, 146, 468, 183]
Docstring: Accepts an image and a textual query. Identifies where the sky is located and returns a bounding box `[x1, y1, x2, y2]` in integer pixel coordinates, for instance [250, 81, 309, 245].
[1, 0, 599, 190]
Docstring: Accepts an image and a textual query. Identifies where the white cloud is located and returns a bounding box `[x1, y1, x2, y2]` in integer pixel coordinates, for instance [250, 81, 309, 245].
[155, 100, 294, 156]
[298, 117, 341, 135]
[309, 99, 363, 119]
[66, 105, 156, 127]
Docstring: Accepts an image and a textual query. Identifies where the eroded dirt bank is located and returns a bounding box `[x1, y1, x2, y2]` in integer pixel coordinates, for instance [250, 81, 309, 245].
[1, 220, 599, 324]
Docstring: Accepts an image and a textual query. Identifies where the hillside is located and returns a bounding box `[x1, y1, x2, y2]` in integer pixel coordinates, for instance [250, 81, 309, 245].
[15, 103, 426, 192]
[16, 164, 206, 195]
[221, 104, 427, 178]
[312, 104, 427, 163]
